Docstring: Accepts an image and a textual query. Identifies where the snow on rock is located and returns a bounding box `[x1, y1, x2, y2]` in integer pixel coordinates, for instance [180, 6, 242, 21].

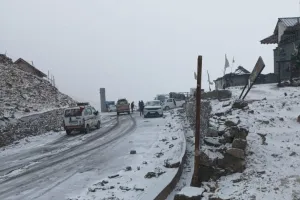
[174, 186, 205, 199]
[208, 83, 300, 199]
[0, 57, 76, 147]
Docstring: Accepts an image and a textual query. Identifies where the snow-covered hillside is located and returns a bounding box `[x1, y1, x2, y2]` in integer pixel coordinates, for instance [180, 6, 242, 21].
[211, 84, 300, 199]
[0, 62, 76, 122]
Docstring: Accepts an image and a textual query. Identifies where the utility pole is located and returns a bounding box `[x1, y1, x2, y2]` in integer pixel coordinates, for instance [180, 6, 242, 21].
[192, 55, 202, 186]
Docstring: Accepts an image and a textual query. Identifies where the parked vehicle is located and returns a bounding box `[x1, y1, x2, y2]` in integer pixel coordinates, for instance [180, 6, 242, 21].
[108, 105, 117, 112]
[116, 99, 130, 115]
[162, 98, 186, 110]
[144, 100, 163, 118]
[63, 103, 101, 135]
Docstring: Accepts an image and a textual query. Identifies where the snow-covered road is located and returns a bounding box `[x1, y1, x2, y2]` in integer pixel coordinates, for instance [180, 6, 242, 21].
[0, 111, 185, 200]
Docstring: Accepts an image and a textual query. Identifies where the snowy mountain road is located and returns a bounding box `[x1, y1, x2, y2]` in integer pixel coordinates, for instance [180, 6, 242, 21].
[0, 114, 136, 200]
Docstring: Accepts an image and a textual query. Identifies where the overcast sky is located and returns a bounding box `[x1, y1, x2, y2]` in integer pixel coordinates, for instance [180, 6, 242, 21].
[1, 0, 299, 108]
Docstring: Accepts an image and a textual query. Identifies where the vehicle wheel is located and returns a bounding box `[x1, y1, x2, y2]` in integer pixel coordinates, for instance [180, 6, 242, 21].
[160, 114, 163, 117]
[66, 130, 71, 135]
[165, 106, 170, 110]
[84, 125, 90, 134]
[96, 121, 101, 129]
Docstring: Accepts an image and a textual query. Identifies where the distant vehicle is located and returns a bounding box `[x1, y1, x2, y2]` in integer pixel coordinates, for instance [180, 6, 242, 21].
[116, 99, 130, 115]
[144, 100, 163, 118]
[108, 105, 117, 112]
[162, 98, 186, 110]
[63, 103, 101, 135]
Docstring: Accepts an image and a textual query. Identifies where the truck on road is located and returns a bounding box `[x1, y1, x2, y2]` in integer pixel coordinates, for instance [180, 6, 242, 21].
[116, 98, 130, 115]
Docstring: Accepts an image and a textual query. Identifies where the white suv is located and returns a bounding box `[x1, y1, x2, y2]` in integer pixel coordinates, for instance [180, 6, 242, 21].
[144, 100, 163, 118]
[63, 103, 101, 135]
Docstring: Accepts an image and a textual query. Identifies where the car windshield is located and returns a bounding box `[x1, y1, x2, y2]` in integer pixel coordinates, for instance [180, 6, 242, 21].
[64, 108, 82, 117]
[117, 99, 128, 105]
[146, 101, 161, 106]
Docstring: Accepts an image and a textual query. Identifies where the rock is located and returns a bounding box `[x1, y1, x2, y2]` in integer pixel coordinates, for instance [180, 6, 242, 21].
[222, 101, 231, 107]
[297, 115, 300, 123]
[229, 127, 248, 140]
[174, 187, 205, 200]
[134, 187, 145, 191]
[108, 174, 119, 179]
[248, 110, 254, 114]
[172, 136, 178, 140]
[218, 153, 245, 173]
[207, 128, 219, 137]
[290, 152, 297, 156]
[279, 117, 284, 121]
[204, 137, 222, 147]
[232, 138, 247, 150]
[24, 108, 30, 113]
[130, 150, 136, 154]
[142, 161, 148, 165]
[257, 133, 267, 145]
[198, 165, 226, 182]
[284, 92, 287, 96]
[164, 160, 180, 168]
[88, 187, 96, 192]
[137, 166, 140, 170]
[218, 130, 225, 136]
[257, 170, 265, 175]
[155, 152, 164, 158]
[232, 178, 242, 183]
[125, 166, 132, 171]
[145, 172, 156, 179]
[225, 120, 236, 127]
[222, 131, 234, 143]
[169, 144, 174, 148]
[119, 186, 131, 191]
[199, 151, 212, 166]
[232, 100, 248, 109]
[226, 148, 245, 159]
[215, 112, 225, 117]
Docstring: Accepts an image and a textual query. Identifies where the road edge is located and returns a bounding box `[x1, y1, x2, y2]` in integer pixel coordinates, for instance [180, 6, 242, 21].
[154, 122, 187, 200]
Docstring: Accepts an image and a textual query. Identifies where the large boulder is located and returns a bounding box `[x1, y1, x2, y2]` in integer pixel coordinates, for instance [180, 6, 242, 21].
[207, 128, 219, 137]
[204, 137, 222, 147]
[232, 138, 247, 150]
[226, 148, 245, 160]
[232, 100, 248, 109]
[218, 153, 245, 173]
[228, 126, 248, 140]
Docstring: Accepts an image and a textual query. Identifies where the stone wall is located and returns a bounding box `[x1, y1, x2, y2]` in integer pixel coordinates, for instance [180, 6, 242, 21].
[0, 109, 65, 147]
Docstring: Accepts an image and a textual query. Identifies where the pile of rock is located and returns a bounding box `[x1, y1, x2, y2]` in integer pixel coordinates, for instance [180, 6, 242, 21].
[0, 109, 65, 147]
[198, 100, 249, 182]
[0, 60, 76, 126]
[0, 54, 13, 65]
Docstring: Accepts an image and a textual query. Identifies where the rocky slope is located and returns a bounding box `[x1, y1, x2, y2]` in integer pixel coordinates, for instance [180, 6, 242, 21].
[0, 55, 76, 146]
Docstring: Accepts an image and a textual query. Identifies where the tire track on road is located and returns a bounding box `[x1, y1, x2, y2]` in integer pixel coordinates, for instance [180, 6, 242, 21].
[0, 115, 136, 200]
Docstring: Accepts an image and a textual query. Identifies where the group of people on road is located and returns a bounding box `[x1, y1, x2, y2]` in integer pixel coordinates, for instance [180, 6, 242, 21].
[130, 100, 145, 116]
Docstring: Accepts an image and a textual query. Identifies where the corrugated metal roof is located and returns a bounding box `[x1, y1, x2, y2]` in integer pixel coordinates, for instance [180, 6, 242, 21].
[261, 34, 278, 44]
[279, 17, 300, 27]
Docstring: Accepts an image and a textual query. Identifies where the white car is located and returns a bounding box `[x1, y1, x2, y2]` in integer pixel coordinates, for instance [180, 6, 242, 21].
[144, 100, 163, 118]
[108, 105, 117, 112]
[162, 98, 186, 110]
[63, 103, 101, 135]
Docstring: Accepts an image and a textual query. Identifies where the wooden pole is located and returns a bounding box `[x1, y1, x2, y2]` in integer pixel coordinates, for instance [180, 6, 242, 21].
[192, 55, 202, 186]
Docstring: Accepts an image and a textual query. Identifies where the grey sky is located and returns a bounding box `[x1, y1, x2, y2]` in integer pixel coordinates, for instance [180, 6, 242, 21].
[1, 0, 299, 108]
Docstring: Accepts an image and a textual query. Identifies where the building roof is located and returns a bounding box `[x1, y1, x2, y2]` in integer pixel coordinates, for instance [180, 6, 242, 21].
[14, 58, 47, 77]
[261, 17, 300, 44]
[235, 66, 250, 75]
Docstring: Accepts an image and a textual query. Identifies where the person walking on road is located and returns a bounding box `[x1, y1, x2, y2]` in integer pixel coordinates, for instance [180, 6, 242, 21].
[131, 101, 134, 113]
[139, 100, 144, 116]
[140, 100, 145, 116]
